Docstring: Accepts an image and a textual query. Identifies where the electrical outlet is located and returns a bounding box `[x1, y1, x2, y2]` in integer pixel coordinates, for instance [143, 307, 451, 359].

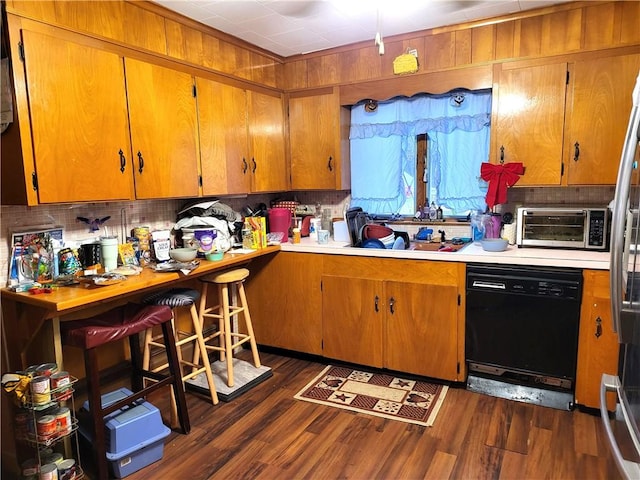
[408, 49, 418, 57]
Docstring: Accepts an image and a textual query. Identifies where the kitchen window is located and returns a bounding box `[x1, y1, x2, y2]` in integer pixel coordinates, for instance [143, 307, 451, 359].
[349, 90, 491, 217]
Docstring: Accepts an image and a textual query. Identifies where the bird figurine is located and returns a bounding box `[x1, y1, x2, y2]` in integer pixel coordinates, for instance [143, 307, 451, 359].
[77, 216, 111, 232]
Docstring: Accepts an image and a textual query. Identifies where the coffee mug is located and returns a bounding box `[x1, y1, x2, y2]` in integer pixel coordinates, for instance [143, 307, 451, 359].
[79, 243, 101, 268]
[317, 229, 330, 244]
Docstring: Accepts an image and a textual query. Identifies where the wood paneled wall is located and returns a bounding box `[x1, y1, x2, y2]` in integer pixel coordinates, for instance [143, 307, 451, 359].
[283, 1, 640, 92]
[5, 1, 640, 96]
[4, 0, 284, 88]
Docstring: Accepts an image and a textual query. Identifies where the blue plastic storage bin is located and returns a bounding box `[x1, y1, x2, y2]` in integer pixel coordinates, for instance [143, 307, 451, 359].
[79, 388, 170, 478]
[80, 387, 165, 453]
[79, 422, 170, 478]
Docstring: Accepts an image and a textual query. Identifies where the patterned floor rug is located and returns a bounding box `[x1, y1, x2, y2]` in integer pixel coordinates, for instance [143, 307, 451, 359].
[294, 365, 448, 427]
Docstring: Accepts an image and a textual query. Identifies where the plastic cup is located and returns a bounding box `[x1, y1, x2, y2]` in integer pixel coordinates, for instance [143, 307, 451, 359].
[100, 236, 118, 272]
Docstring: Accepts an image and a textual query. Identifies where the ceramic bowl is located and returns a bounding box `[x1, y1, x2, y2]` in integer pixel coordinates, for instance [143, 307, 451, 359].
[169, 248, 198, 262]
[480, 238, 509, 252]
[361, 238, 386, 249]
[363, 224, 394, 240]
[205, 251, 224, 261]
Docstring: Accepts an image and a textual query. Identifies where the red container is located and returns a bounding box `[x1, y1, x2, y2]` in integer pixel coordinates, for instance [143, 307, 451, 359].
[268, 208, 292, 243]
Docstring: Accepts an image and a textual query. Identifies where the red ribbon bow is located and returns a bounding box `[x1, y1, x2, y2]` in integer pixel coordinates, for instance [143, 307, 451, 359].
[480, 162, 524, 208]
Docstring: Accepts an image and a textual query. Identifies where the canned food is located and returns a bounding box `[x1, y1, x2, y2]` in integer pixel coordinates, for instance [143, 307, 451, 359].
[15, 411, 30, 439]
[54, 407, 72, 434]
[37, 415, 57, 439]
[36, 363, 58, 377]
[57, 458, 76, 480]
[21, 458, 39, 477]
[30, 375, 51, 405]
[24, 365, 40, 378]
[39, 462, 58, 480]
[50, 371, 72, 401]
[42, 452, 63, 465]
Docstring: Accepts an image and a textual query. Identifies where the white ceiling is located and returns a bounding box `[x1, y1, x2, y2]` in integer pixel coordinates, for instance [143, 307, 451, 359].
[153, 0, 572, 57]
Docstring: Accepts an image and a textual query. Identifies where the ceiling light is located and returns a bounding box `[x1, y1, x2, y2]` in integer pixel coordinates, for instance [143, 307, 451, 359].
[375, 7, 384, 55]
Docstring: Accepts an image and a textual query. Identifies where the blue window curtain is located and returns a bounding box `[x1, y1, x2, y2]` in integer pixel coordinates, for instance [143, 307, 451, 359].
[349, 90, 491, 215]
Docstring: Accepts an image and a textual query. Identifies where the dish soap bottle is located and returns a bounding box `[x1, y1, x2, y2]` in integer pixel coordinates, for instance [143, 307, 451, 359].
[428, 201, 437, 220]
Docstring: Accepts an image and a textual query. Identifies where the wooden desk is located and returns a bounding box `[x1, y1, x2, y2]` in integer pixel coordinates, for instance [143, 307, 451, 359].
[0, 246, 279, 371]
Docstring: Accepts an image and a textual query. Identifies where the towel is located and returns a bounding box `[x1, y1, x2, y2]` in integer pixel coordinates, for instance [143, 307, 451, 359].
[480, 162, 524, 208]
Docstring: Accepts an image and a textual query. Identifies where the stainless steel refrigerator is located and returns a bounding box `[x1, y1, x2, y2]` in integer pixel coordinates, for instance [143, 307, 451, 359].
[601, 69, 640, 479]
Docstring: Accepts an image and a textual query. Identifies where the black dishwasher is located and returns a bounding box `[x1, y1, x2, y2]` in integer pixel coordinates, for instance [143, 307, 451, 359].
[465, 264, 583, 410]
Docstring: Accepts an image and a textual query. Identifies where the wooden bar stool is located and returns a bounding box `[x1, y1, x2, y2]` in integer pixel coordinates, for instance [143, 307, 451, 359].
[197, 268, 261, 387]
[61, 303, 190, 480]
[142, 288, 218, 407]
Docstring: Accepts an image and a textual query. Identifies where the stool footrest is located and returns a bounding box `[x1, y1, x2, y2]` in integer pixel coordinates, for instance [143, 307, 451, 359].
[102, 375, 175, 417]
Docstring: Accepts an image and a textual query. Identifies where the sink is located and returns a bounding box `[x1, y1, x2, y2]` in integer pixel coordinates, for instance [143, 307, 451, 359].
[410, 241, 467, 252]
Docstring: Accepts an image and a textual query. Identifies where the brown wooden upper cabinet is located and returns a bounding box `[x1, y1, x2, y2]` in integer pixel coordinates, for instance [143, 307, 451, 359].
[197, 79, 287, 195]
[247, 90, 288, 192]
[492, 62, 567, 185]
[289, 88, 351, 191]
[564, 54, 640, 185]
[125, 58, 201, 200]
[492, 53, 640, 186]
[13, 29, 134, 203]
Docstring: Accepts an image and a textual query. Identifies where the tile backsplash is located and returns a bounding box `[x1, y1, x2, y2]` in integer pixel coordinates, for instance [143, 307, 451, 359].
[0, 186, 615, 286]
[0, 192, 352, 285]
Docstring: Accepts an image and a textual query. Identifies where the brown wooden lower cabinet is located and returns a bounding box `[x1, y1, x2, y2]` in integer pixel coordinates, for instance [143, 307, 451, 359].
[247, 252, 615, 398]
[245, 252, 323, 355]
[575, 269, 619, 411]
[322, 256, 466, 381]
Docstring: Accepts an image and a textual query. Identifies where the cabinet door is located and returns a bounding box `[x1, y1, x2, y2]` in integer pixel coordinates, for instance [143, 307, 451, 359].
[322, 275, 384, 367]
[247, 90, 288, 192]
[566, 54, 640, 185]
[575, 270, 619, 410]
[385, 281, 460, 380]
[245, 252, 323, 355]
[493, 62, 567, 185]
[125, 58, 200, 199]
[290, 89, 348, 190]
[196, 78, 251, 195]
[20, 30, 133, 203]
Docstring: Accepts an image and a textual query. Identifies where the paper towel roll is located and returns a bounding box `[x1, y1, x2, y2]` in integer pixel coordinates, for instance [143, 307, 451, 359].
[503, 223, 517, 245]
[333, 220, 350, 242]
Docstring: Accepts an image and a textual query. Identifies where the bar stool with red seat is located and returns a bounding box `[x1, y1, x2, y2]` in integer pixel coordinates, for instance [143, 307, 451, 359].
[61, 303, 190, 480]
[197, 268, 261, 387]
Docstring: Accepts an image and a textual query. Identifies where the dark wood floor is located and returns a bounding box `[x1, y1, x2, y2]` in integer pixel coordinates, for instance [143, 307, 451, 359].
[92, 350, 620, 480]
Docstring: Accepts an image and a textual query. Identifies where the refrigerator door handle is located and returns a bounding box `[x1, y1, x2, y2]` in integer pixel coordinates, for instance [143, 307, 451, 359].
[600, 373, 640, 480]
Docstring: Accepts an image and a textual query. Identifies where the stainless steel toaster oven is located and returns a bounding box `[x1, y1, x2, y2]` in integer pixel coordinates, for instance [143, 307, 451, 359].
[516, 206, 610, 250]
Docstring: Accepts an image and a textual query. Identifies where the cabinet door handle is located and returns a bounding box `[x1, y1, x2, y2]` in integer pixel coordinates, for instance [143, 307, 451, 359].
[389, 297, 395, 315]
[499, 145, 505, 164]
[573, 142, 580, 162]
[328, 156, 333, 172]
[595, 316, 602, 338]
[242, 157, 248, 174]
[118, 149, 126, 173]
[252, 157, 257, 173]
[374, 295, 379, 312]
[137, 151, 144, 174]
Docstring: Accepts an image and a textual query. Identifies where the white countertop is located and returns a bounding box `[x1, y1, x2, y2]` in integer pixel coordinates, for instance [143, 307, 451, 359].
[279, 237, 611, 270]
